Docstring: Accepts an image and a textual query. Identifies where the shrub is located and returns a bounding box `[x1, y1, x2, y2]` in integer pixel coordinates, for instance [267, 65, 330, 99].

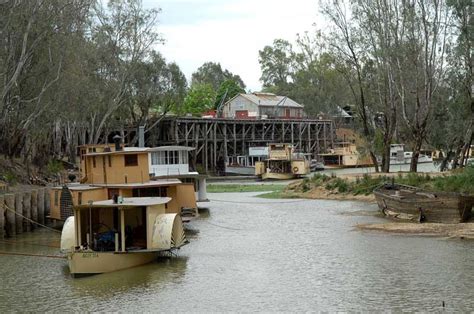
[47, 159, 63, 176]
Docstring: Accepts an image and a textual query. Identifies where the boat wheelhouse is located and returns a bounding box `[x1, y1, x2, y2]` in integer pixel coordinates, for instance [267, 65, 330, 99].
[148, 146, 208, 202]
[255, 144, 310, 180]
[318, 142, 372, 168]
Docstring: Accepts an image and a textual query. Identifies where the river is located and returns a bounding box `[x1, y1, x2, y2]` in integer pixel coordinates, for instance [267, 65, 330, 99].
[0, 192, 473, 311]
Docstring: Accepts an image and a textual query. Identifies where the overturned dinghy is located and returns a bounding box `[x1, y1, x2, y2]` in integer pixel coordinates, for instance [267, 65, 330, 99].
[374, 183, 474, 223]
[60, 197, 188, 276]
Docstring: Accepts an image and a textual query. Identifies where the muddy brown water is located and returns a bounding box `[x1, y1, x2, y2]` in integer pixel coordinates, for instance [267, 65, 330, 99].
[0, 192, 473, 311]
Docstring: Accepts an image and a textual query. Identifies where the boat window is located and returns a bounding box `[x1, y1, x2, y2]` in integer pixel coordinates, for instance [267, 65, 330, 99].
[92, 156, 96, 168]
[108, 155, 112, 167]
[124, 154, 138, 167]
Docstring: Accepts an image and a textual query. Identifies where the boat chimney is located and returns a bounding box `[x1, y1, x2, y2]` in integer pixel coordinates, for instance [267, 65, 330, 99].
[113, 135, 122, 151]
[138, 125, 145, 148]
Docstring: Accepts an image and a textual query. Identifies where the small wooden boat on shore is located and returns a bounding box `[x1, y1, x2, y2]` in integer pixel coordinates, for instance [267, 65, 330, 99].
[374, 183, 474, 223]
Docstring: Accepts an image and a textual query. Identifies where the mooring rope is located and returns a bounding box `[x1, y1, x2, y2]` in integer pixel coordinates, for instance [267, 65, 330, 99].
[2, 204, 61, 234]
[0, 251, 65, 259]
[0, 239, 60, 249]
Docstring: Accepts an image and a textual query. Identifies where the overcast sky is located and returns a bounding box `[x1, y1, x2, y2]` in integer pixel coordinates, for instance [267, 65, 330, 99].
[143, 0, 323, 91]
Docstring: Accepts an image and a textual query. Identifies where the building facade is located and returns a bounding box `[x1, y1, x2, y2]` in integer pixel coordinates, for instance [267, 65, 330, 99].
[222, 93, 305, 119]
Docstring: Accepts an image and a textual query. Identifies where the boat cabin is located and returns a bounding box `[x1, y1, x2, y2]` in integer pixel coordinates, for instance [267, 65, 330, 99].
[318, 142, 359, 167]
[49, 179, 197, 222]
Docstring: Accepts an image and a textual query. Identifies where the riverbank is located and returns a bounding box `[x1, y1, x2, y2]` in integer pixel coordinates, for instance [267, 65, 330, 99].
[357, 222, 474, 240]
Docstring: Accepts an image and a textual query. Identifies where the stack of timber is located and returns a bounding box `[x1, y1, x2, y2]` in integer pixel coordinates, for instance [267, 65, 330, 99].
[374, 183, 474, 223]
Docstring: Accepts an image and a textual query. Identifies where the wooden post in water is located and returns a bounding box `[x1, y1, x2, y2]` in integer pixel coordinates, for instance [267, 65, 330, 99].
[44, 188, 51, 217]
[15, 193, 23, 234]
[4, 194, 15, 237]
[37, 188, 45, 225]
[0, 194, 4, 239]
[31, 189, 38, 229]
[23, 192, 31, 232]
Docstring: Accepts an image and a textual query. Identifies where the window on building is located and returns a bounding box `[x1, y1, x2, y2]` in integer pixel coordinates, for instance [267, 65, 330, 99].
[124, 154, 138, 167]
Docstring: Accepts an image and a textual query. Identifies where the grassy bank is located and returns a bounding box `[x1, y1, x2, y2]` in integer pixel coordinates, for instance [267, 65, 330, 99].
[288, 165, 474, 199]
[207, 184, 285, 193]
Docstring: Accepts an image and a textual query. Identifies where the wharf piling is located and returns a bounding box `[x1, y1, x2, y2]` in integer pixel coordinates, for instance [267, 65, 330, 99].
[38, 189, 45, 225]
[23, 192, 31, 232]
[0, 195, 4, 239]
[5, 194, 15, 237]
[1, 189, 51, 238]
[15, 193, 23, 234]
[31, 190, 38, 230]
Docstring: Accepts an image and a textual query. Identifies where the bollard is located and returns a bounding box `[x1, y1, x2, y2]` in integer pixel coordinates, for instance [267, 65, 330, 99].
[0, 195, 4, 239]
[15, 193, 23, 234]
[31, 189, 38, 230]
[23, 192, 31, 232]
[4, 194, 16, 237]
[38, 188, 45, 225]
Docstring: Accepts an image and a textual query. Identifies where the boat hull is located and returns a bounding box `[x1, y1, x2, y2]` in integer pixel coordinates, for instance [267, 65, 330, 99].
[261, 172, 296, 180]
[374, 184, 474, 223]
[67, 251, 159, 276]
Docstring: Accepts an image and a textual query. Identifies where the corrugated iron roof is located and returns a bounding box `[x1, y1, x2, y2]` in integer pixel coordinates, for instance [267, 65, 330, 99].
[237, 93, 303, 108]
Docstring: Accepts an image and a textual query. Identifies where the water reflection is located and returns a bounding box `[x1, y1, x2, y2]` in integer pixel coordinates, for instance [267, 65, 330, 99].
[68, 256, 189, 299]
[1, 193, 474, 311]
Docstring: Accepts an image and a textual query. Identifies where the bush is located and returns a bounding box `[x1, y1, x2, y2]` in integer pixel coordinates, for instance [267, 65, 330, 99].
[47, 159, 63, 176]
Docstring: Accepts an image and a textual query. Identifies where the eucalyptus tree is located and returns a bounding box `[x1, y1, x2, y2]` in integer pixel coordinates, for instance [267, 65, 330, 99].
[87, 0, 163, 144]
[390, 0, 451, 172]
[191, 62, 245, 90]
[124, 52, 187, 145]
[447, 0, 473, 167]
[0, 0, 93, 161]
[258, 39, 295, 95]
[321, 0, 380, 171]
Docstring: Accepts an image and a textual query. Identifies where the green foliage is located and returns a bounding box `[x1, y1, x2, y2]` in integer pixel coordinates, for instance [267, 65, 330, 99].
[325, 178, 349, 193]
[302, 178, 311, 192]
[47, 160, 64, 176]
[432, 166, 474, 194]
[183, 84, 216, 116]
[215, 79, 245, 109]
[207, 184, 284, 193]
[3, 172, 17, 186]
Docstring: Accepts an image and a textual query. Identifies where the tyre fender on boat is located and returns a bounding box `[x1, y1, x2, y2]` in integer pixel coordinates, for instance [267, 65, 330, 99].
[293, 166, 299, 173]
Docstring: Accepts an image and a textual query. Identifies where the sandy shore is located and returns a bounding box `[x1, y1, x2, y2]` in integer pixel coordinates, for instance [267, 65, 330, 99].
[284, 186, 376, 202]
[356, 222, 474, 239]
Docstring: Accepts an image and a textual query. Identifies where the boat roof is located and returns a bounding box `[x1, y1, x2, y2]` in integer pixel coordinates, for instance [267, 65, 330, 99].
[84, 147, 149, 156]
[148, 146, 195, 152]
[84, 146, 196, 156]
[151, 172, 207, 180]
[91, 179, 182, 188]
[75, 197, 171, 209]
[51, 184, 103, 191]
